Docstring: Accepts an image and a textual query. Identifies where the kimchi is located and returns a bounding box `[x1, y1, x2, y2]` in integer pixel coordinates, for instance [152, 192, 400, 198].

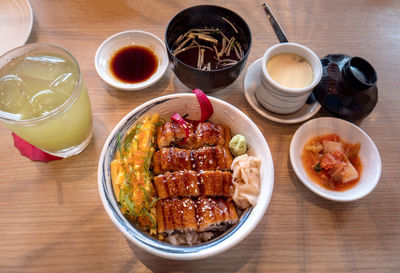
[302, 134, 362, 191]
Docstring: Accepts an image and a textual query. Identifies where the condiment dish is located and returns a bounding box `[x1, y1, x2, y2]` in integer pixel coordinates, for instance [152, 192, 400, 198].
[289, 117, 381, 202]
[98, 94, 274, 260]
[95, 30, 168, 91]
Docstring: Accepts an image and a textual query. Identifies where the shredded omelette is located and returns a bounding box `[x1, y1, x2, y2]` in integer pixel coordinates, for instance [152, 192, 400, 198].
[110, 114, 160, 234]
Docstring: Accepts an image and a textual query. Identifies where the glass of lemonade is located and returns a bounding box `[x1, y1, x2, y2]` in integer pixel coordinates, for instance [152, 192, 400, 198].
[0, 44, 93, 158]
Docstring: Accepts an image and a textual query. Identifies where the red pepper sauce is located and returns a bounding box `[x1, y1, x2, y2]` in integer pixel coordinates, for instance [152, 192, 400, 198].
[301, 134, 363, 191]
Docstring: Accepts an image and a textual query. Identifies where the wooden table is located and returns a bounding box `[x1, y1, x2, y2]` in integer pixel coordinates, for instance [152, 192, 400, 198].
[1, 0, 399, 272]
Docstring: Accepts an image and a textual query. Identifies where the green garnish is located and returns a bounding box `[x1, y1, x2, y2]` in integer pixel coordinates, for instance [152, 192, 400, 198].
[139, 184, 151, 203]
[143, 209, 156, 228]
[122, 123, 142, 154]
[154, 118, 166, 127]
[314, 162, 322, 173]
[116, 133, 122, 158]
[123, 192, 136, 214]
[148, 197, 158, 209]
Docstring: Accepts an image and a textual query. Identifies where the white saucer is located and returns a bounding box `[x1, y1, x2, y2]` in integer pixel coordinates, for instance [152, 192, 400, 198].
[0, 0, 33, 56]
[243, 58, 321, 124]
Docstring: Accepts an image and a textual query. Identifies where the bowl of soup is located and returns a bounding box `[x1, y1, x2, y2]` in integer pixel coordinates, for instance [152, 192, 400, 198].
[165, 5, 252, 92]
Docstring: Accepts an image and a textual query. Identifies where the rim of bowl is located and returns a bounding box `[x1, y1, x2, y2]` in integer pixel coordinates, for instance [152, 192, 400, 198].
[289, 117, 382, 202]
[165, 5, 252, 73]
[97, 93, 274, 260]
[21, 0, 33, 47]
[0, 0, 33, 56]
[94, 30, 168, 91]
[261, 42, 323, 94]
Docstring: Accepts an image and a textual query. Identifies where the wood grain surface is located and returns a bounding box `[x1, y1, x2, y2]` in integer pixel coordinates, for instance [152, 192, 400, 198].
[1, 0, 399, 272]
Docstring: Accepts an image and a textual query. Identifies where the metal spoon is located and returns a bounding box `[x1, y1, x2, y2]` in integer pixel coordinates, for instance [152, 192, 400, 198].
[262, 3, 288, 43]
[262, 2, 316, 104]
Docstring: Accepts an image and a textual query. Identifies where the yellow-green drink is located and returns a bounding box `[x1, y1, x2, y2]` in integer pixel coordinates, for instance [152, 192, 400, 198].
[0, 44, 93, 157]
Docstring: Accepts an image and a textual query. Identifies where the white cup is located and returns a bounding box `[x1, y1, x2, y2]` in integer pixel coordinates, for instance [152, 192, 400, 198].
[255, 42, 322, 114]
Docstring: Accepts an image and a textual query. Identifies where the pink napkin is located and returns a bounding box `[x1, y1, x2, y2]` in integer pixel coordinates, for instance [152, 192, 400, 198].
[12, 133, 62, 162]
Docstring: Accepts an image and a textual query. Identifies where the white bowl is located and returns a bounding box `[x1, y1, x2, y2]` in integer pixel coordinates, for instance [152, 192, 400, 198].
[98, 94, 274, 260]
[95, 30, 168, 90]
[289, 117, 381, 202]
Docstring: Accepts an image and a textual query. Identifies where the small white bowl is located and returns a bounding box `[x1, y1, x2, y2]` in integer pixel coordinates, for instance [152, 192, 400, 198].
[98, 94, 274, 260]
[290, 117, 381, 202]
[95, 30, 168, 90]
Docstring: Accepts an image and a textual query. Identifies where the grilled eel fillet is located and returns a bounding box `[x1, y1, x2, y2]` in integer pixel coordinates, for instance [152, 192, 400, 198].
[154, 170, 232, 199]
[156, 120, 231, 149]
[153, 146, 233, 175]
[156, 197, 238, 234]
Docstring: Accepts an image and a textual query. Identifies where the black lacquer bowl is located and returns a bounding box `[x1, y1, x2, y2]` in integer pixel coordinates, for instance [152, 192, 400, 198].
[313, 54, 378, 122]
[165, 5, 252, 92]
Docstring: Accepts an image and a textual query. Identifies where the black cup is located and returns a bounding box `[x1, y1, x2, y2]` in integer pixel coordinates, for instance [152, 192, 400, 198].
[165, 5, 252, 92]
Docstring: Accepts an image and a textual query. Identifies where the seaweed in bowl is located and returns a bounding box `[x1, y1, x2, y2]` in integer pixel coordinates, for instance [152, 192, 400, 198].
[172, 26, 244, 71]
[98, 93, 273, 260]
[165, 5, 252, 92]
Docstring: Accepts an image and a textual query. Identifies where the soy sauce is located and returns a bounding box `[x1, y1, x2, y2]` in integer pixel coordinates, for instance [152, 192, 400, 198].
[110, 45, 158, 83]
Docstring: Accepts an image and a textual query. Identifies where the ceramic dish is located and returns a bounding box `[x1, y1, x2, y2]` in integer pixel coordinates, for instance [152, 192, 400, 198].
[256, 43, 322, 114]
[0, 0, 33, 56]
[98, 94, 274, 260]
[243, 58, 321, 124]
[95, 30, 168, 91]
[289, 117, 381, 201]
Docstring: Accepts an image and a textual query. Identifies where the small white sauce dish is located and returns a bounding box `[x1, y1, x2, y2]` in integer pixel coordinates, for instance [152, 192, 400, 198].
[95, 30, 168, 91]
[290, 117, 381, 202]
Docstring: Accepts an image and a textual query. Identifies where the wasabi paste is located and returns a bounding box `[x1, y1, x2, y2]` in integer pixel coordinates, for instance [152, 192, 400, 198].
[229, 134, 247, 157]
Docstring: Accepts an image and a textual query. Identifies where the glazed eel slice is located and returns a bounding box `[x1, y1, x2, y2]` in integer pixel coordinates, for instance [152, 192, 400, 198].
[153, 146, 233, 175]
[154, 170, 232, 199]
[156, 120, 231, 149]
[156, 197, 238, 234]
